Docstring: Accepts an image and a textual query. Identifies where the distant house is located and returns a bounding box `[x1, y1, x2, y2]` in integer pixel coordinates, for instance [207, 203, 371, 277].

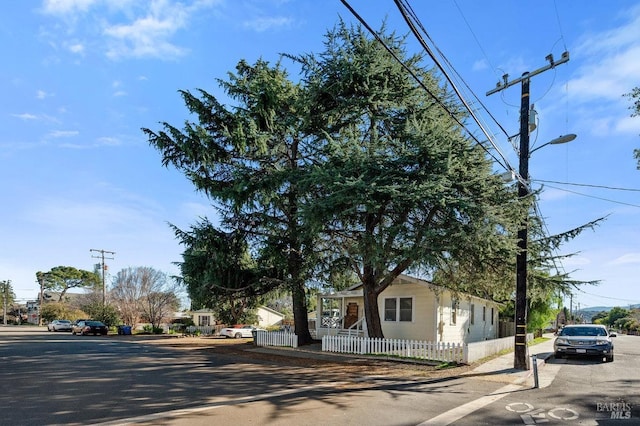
[256, 306, 285, 328]
[187, 306, 284, 329]
[315, 274, 500, 344]
[190, 309, 215, 327]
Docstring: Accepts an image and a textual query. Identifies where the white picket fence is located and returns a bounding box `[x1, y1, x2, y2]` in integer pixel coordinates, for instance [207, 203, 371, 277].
[255, 330, 299, 348]
[322, 335, 465, 363]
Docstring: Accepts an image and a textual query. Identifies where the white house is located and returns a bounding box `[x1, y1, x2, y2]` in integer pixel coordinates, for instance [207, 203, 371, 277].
[256, 306, 285, 328]
[188, 306, 284, 329]
[190, 309, 215, 327]
[315, 274, 500, 344]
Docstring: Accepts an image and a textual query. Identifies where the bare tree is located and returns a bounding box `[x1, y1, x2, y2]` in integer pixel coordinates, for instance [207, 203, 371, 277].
[111, 267, 181, 329]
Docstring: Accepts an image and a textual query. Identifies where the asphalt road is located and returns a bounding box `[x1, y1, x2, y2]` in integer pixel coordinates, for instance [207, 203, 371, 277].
[1, 327, 638, 425]
[452, 333, 640, 425]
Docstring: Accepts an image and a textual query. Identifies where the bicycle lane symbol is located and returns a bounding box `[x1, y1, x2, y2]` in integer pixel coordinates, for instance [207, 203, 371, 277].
[506, 402, 579, 424]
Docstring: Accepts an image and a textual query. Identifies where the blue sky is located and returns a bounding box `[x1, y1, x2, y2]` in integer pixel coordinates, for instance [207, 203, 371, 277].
[2, 1, 639, 312]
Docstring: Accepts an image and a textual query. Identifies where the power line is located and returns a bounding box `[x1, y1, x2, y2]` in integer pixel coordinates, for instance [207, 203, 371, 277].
[535, 179, 640, 192]
[338, 0, 521, 180]
[541, 184, 640, 209]
[392, 0, 522, 180]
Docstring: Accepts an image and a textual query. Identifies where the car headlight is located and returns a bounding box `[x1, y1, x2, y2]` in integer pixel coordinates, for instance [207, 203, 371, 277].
[556, 338, 569, 345]
[595, 339, 609, 345]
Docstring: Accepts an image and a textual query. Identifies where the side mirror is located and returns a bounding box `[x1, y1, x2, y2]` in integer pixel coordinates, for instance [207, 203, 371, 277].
[609, 333, 617, 337]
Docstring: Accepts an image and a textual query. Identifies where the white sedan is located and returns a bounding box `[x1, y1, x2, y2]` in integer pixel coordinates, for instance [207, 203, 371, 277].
[219, 325, 264, 339]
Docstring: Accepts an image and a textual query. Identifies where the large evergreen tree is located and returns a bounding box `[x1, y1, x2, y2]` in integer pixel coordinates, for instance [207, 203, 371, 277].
[144, 60, 319, 344]
[295, 22, 521, 338]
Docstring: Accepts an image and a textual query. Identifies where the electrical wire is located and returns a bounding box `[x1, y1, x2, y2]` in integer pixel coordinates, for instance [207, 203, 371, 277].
[534, 179, 640, 193]
[391, 0, 525, 185]
[541, 184, 640, 209]
[339, 0, 519, 179]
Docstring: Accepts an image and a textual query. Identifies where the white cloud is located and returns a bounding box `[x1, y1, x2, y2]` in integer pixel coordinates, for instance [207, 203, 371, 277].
[48, 130, 79, 138]
[36, 90, 52, 99]
[243, 16, 294, 32]
[42, 0, 98, 16]
[12, 113, 38, 120]
[40, 0, 220, 60]
[570, 8, 640, 104]
[96, 136, 121, 146]
[68, 42, 85, 54]
[472, 59, 488, 72]
[609, 253, 640, 266]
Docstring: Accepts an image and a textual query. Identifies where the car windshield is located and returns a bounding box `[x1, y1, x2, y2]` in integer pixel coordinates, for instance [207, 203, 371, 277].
[86, 321, 104, 326]
[559, 327, 607, 337]
[59, 320, 71, 324]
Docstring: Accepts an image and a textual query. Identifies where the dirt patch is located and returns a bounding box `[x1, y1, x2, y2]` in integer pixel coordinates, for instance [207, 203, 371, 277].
[115, 334, 475, 380]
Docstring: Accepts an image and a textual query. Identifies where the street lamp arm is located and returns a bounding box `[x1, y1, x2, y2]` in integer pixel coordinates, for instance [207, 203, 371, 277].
[529, 134, 577, 156]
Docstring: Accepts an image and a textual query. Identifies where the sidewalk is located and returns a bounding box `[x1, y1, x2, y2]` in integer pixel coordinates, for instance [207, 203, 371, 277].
[464, 333, 556, 387]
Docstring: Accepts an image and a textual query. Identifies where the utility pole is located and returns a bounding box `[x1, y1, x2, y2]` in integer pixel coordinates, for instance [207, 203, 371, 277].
[569, 293, 573, 324]
[90, 249, 115, 306]
[1, 280, 10, 326]
[487, 52, 570, 370]
[38, 275, 44, 326]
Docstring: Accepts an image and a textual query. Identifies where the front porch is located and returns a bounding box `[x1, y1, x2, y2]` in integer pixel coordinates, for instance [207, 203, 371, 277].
[314, 288, 367, 338]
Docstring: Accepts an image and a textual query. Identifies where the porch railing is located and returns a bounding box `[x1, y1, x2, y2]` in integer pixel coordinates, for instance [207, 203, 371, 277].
[322, 335, 464, 363]
[346, 316, 366, 337]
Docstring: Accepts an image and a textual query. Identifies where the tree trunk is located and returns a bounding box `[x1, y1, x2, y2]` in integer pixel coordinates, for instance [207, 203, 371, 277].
[363, 281, 384, 338]
[291, 280, 313, 345]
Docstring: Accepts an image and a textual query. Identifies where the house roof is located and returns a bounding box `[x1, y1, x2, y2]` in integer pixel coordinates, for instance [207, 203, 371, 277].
[320, 273, 501, 306]
[258, 305, 285, 318]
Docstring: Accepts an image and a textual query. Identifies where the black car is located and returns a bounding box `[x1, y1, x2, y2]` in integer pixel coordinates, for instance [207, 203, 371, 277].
[72, 320, 109, 336]
[554, 324, 615, 362]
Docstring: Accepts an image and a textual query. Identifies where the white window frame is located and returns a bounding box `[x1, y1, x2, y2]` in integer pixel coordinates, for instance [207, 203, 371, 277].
[383, 296, 414, 322]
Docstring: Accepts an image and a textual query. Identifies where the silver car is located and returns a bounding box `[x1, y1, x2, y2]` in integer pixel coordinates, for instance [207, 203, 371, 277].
[554, 324, 615, 362]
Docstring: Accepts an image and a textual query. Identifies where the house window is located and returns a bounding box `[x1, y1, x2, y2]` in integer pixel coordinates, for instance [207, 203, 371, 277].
[482, 306, 486, 322]
[470, 303, 475, 325]
[384, 298, 397, 321]
[491, 307, 495, 325]
[384, 297, 413, 322]
[451, 299, 458, 325]
[399, 297, 413, 321]
[198, 315, 210, 326]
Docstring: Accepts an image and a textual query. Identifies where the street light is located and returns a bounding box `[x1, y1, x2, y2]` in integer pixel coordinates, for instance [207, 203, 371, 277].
[529, 133, 577, 155]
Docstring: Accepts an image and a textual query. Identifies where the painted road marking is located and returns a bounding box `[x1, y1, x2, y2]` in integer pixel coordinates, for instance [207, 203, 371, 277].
[521, 408, 549, 424]
[418, 383, 523, 425]
[548, 407, 579, 421]
[506, 402, 535, 413]
[505, 402, 579, 424]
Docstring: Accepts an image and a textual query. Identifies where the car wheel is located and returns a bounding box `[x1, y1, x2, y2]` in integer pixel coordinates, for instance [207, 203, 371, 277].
[606, 354, 614, 362]
[72, 331, 76, 335]
[234, 332, 243, 339]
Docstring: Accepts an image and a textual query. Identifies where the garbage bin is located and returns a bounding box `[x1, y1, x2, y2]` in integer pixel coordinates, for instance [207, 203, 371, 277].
[117, 325, 124, 335]
[251, 329, 257, 345]
[122, 325, 132, 335]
